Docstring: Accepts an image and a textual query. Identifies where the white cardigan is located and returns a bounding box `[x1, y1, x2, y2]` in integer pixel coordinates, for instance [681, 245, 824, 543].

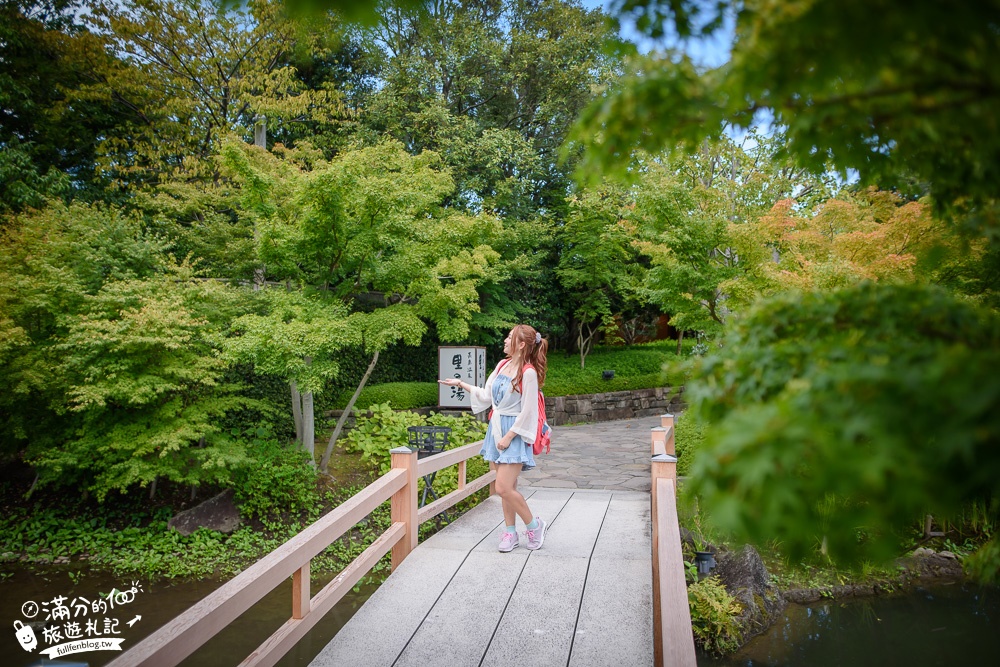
[469, 360, 539, 445]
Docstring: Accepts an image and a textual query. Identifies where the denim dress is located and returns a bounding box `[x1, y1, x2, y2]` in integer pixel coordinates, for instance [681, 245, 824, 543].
[480, 374, 537, 470]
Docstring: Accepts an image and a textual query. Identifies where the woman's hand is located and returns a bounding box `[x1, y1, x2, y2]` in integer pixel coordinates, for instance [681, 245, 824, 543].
[496, 433, 512, 451]
[438, 378, 462, 387]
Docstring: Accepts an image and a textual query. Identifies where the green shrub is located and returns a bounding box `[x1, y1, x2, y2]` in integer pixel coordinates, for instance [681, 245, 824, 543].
[333, 382, 439, 410]
[688, 575, 744, 656]
[231, 429, 320, 520]
[344, 403, 427, 468]
[675, 413, 707, 477]
[344, 404, 489, 491]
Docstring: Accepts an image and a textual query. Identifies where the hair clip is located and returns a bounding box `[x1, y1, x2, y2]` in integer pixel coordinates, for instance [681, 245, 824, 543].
[534, 332, 542, 344]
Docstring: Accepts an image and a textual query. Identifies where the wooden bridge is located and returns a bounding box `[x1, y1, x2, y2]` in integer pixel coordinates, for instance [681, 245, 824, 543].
[107, 416, 694, 667]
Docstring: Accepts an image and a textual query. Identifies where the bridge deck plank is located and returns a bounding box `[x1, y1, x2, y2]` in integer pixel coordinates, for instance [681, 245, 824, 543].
[571, 495, 654, 667]
[309, 488, 652, 667]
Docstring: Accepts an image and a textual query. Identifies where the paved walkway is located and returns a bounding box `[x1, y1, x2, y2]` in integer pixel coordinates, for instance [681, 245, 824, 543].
[518, 415, 664, 492]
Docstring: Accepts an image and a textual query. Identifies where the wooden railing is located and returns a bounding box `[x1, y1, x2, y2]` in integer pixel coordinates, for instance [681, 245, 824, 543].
[107, 440, 493, 667]
[651, 415, 697, 666]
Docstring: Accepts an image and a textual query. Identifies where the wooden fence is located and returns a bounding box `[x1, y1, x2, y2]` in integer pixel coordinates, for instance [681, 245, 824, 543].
[651, 415, 697, 666]
[106, 441, 493, 667]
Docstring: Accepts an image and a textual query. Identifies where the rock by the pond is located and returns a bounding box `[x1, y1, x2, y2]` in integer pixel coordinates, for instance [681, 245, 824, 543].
[712, 545, 786, 643]
[168, 489, 241, 536]
[896, 547, 964, 580]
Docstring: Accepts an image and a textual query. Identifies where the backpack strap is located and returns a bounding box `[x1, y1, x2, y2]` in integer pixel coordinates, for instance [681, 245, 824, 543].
[497, 358, 534, 393]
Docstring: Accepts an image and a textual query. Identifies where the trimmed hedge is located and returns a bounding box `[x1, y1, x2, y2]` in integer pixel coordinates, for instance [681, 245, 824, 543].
[332, 381, 439, 411]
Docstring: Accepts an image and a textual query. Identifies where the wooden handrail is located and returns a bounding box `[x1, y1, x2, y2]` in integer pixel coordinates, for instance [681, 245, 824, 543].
[417, 468, 494, 524]
[651, 415, 696, 667]
[416, 440, 483, 477]
[108, 437, 495, 667]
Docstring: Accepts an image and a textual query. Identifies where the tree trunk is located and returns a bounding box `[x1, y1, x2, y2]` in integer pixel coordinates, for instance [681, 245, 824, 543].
[301, 358, 315, 467]
[253, 115, 266, 290]
[302, 390, 315, 466]
[320, 350, 380, 471]
[290, 380, 303, 445]
[578, 321, 596, 369]
[676, 328, 684, 356]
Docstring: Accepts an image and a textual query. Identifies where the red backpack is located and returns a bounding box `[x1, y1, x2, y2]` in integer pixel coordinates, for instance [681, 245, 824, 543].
[495, 359, 551, 455]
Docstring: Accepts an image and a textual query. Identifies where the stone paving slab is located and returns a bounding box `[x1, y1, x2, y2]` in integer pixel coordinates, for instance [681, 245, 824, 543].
[520, 415, 668, 491]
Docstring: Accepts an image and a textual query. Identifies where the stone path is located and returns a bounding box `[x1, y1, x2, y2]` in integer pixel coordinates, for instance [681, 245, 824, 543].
[518, 415, 665, 492]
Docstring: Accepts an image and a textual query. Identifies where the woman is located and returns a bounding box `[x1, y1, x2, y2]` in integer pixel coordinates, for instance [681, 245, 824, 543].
[438, 324, 548, 552]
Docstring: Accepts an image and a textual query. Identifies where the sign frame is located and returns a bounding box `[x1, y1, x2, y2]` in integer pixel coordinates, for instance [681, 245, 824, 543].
[438, 346, 488, 409]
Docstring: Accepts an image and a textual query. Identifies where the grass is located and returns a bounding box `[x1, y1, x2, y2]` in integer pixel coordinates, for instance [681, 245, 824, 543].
[760, 543, 903, 593]
[544, 339, 691, 396]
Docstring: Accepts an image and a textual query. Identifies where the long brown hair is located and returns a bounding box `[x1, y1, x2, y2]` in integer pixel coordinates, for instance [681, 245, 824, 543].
[507, 324, 548, 391]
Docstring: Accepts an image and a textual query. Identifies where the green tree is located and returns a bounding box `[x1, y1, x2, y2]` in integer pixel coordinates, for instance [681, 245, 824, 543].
[0, 1, 123, 200]
[0, 201, 253, 498]
[326, 0, 621, 345]
[632, 170, 734, 340]
[579, 0, 1000, 218]
[362, 0, 618, 219]
[589, 0, 1000, 577]
[81, 0, 343, 186]
[629, 133, 820, 348]
[221, 138, 501, 467]
[0, 141, 70, 216]
[686, 284, 1000, 564]
[557, 186, 644, 367]
[222, 290, 426, 463]
[43, 269, 250, 499]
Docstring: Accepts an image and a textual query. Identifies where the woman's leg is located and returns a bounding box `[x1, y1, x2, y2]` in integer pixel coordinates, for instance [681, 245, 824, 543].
[495, 463, 533, 527]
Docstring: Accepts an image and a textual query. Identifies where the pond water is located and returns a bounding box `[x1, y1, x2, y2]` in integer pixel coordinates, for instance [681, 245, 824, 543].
[0, 565, 377, 667]
[703, 582, 1000, 666]
[6, 567, 999, 667]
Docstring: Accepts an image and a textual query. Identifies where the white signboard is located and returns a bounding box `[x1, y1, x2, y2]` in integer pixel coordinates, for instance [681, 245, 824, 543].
[438, 346, 487, 408]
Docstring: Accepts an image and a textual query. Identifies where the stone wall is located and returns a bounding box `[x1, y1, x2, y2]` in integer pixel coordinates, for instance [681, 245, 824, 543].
[327, 386, 685, 431]
[545, 387, 684, 426]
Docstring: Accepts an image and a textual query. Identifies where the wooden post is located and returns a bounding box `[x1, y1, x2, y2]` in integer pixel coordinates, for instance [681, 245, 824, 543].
[390, 446, 418, 569]
[651, 452, 677, 485]
[488, 461, 497, 496]
[661, 414, 676, 456]
[458, 460, 467, 490]
[651, 426, 668, 456]
[292, 563, 310, 620]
